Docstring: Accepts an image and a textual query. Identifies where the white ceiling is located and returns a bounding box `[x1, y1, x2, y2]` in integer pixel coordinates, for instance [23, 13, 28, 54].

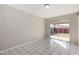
[7, 4, 79, 18]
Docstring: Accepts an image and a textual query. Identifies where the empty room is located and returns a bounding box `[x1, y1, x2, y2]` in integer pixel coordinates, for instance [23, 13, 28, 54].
[0, 4, 79, 55]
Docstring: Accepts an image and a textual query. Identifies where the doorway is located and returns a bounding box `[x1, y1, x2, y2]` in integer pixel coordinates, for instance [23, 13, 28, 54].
[50, 23, 70, 42]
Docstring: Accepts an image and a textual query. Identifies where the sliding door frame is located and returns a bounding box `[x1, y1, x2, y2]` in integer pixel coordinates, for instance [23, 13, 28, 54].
[49, 22, 70, 42]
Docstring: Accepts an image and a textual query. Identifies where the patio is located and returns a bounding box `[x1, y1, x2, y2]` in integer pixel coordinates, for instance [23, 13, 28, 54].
[50, 33, 70, 42]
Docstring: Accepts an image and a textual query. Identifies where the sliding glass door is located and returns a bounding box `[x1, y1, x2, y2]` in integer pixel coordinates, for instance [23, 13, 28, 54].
[50, 23, 70, 42]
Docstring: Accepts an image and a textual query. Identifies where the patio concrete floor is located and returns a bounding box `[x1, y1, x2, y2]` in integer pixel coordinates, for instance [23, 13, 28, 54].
[50, 33, 70, 42]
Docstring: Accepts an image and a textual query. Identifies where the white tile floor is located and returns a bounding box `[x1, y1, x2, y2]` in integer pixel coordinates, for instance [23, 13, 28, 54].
[0, 38, 79, 55]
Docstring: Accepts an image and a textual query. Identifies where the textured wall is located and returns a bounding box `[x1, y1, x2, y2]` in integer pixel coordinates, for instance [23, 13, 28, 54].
[0, 5, 45, 51]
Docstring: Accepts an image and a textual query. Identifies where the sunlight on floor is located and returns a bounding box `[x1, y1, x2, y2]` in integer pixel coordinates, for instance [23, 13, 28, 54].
[50, 39, 69, 49]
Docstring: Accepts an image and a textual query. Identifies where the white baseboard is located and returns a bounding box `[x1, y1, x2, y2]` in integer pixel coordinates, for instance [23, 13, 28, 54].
[0, 37, 44, 53]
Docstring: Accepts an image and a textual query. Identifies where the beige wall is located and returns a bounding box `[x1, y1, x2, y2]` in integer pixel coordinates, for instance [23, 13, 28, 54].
[0, 5, 45, 51]
[46, 13, 78, 45]
[76, 14, 79, 45]
[70, 15, 78, 45]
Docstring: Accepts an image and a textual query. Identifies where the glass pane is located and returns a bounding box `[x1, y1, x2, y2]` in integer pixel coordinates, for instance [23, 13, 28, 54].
[50, 24, 59, 39]
[50, 23, 70, 42]
[58, 23, 70, 42]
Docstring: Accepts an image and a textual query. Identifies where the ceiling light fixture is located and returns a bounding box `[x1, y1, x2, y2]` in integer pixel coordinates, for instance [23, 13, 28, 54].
[44, 4, 50, 8]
